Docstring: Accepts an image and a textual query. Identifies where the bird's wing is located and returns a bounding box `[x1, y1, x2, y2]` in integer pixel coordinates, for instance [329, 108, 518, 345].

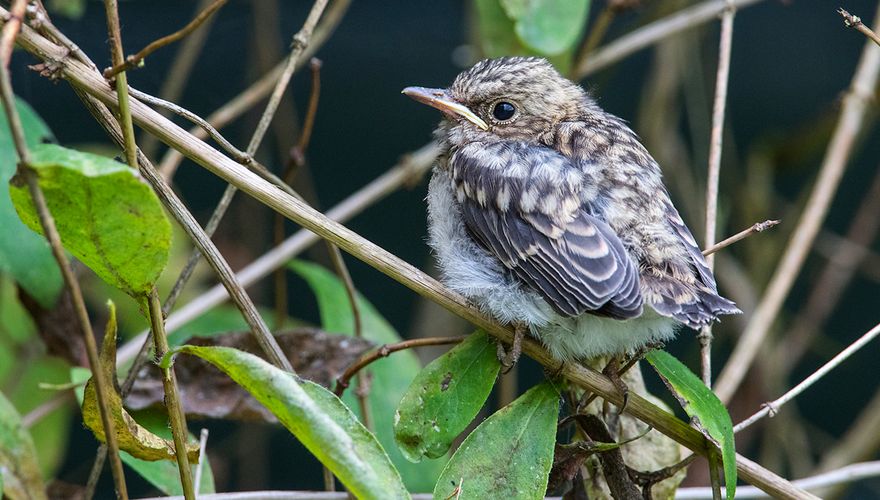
[450, 141, 642, 319]
[640, 201, 741, 327]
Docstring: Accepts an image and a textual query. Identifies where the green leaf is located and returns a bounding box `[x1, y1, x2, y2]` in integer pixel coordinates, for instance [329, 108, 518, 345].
[433, 381, 559, 500]
[7, 356, 72, 478]
[499, 0, 591, 56]
[474, 0, 526, 58]
[394, 331, 499, 461]
[646, 350, 736, 500]
[0, 97, 62, 308]
[178, 345, 410, 500]
[47, 0, 86, 18]
[290, 260, 444, 491]
[0, 390, 47, 500]
[9, 144, 171, 298]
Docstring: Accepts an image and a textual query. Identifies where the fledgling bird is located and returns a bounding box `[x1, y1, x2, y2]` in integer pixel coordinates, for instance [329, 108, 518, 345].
[403, 57, 740, 365]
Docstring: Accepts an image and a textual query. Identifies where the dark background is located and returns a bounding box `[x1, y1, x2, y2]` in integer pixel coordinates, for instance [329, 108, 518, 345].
[9, 0, 880, 497]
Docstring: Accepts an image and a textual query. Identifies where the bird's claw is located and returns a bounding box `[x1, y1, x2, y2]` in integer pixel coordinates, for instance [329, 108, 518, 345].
[497, 323, 525, 373]
[603, 357, 630, 414]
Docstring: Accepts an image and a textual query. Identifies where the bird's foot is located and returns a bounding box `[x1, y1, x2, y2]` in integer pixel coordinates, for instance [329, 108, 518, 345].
[497, 322, 526, 373]
[602, 357, 630, 414]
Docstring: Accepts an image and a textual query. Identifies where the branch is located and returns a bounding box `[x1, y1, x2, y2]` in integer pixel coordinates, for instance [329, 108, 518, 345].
[699, 0, 736, 387]
[733, 321, 880, 432]
[701, 219, 780, 256]
[333, 336, 466, 396]
[102, 0, 228, 78]
[574, 0, 767, 79]
[839, 8, 880, 47]
[9, 15, 817, 499]
[713, 5, 880, 403]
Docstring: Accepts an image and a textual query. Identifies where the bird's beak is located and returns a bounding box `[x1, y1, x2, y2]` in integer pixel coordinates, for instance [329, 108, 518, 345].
[402, 86, 489, 131]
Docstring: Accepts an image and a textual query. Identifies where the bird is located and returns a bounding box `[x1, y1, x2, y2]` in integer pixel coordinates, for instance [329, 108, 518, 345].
[403, 57, 740, 368]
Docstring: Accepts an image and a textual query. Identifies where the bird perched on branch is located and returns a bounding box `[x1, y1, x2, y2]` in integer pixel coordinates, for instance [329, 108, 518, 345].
[404, 57, 739, 368]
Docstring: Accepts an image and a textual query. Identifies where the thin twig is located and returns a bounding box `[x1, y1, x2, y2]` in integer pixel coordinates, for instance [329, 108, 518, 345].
[147, 290, 195, 500]
[139, 0, 217, 158]
[194, 428, 209, 494]
[701, 219, 780, 256]
[733, 321, 880, 433]
[12, 24, 817, 497]
[0, 0, 26, 64]
[839, 8, 880, 47]
[334, 337, 466, 397]
[247, 0, 327, 157]
[713, 6, 880, 403]
[675, 461, 880, 499]
[574, 0, 767, 79]
[156, 0, 350, 181]
[0, 5, 129, 499]
[699, 0, 736, 387]
[102, 0, 228, 78]
[102, 0, 137, 168]
[129, 87, 252, 164]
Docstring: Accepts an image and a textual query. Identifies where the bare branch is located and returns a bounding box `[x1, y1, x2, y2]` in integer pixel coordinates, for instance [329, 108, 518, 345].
[701, 219, 780, 256]
[734, 321, 880, 432]
[839, 8, 880, 47]
[103, 0, 228, 78]
[574, 0, 767, 79]
[713, 6, 880, 403]
[699, 0, 736, 387]
[334, 336, 466, 397]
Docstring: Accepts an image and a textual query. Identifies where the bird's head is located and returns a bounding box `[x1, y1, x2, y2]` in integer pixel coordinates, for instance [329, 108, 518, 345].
[403, 57, 592, 145]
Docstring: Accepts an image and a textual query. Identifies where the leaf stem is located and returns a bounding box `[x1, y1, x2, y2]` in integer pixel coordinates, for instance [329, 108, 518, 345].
[147, 289, 195, 500]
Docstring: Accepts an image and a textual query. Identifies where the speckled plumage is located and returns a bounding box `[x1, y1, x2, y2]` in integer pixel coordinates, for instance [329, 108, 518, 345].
[410, 57, 739, 361]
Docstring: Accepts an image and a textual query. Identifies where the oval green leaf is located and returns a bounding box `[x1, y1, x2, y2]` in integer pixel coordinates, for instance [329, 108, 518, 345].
[394, 330, 500, 462]
[646, 350, 736, 500]
[0, 97, 62, 308]
[9, 144, 171, 298]
[290, 260, 444, 491]
[433, 381, 559, 500]
[0, 390, 47, 500]
[178, 345, 410, 500]
[500, 0, 591, 56]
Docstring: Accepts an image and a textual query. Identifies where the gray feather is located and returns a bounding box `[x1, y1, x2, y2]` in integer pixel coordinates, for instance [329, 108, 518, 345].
[451, 141, 643, 319]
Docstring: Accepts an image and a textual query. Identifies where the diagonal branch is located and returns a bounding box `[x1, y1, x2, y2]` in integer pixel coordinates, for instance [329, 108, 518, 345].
[103, 0, 228, 78]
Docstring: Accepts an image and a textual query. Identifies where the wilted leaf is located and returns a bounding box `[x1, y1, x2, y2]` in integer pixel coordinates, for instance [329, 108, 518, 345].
[9, 144, 171, 298]
[499, 0, 591, 56]
[126, 328, 374, 421]
[394, 331, 499, 461]
[0, 97, 62, 308]
[178, 345, 410, 500]
[433, 381, 560, 500]
[118, 410, 215, 495]
[646, 350, 736, 500]
[290, 260, 443, 492]
[0, 390, 47, 500]
[82, 303, 199, 462]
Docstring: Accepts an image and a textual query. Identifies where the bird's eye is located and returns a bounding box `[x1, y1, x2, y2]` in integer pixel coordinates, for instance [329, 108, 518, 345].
[492, 101, 516, 121]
